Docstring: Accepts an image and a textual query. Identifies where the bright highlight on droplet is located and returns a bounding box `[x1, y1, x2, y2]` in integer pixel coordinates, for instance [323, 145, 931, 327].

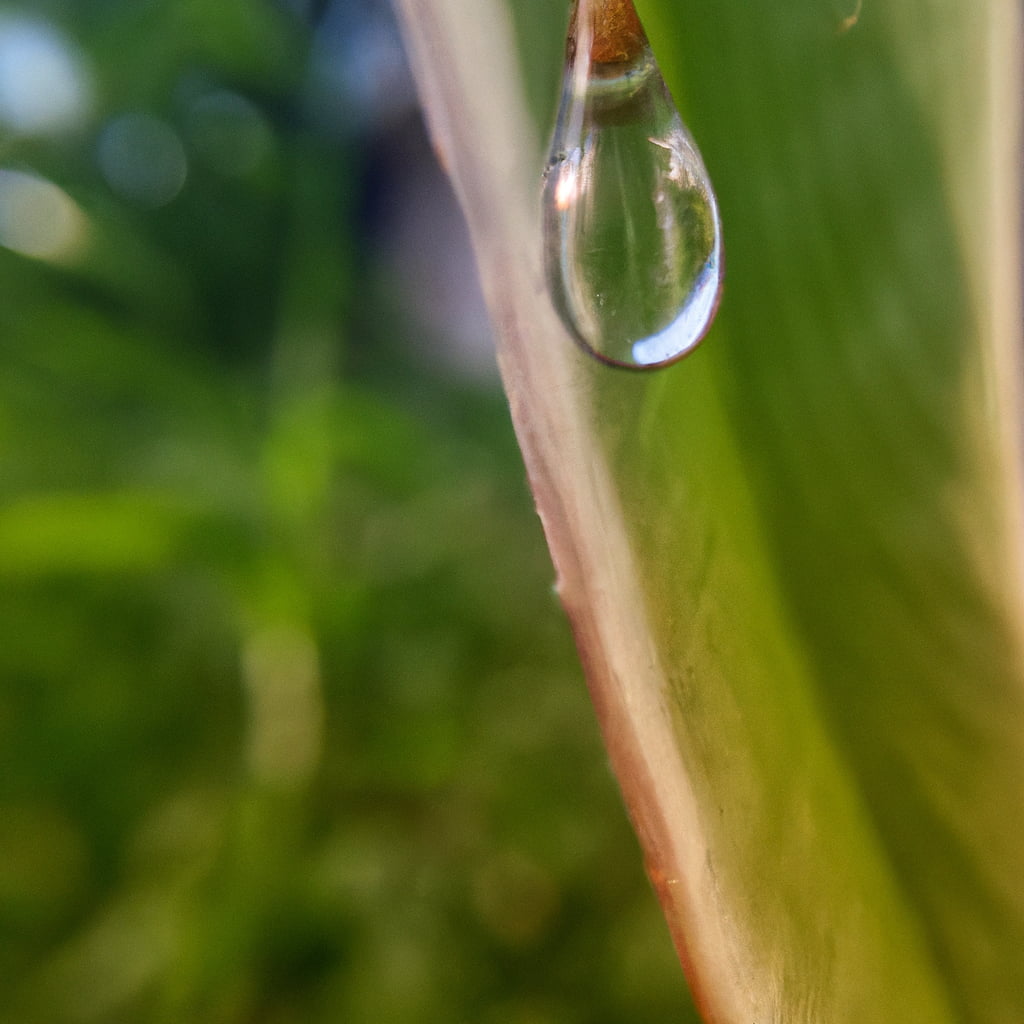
[0, 169, 87, 261]
[554, 159, 579, 211]
[543, 0, 723, 370]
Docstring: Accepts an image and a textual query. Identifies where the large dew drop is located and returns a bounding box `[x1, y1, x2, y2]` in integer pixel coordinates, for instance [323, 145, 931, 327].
[543, 0, 722, 369]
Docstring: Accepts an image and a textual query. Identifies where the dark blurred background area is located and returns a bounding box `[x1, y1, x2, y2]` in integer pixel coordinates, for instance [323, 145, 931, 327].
[0, 1, 693, 1020]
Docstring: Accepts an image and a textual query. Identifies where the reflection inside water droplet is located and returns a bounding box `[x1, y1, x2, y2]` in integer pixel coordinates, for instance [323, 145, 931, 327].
[543, 0, 722, 369]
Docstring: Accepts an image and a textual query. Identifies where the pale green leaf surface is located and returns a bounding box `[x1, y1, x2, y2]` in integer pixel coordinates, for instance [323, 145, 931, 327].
[630, 1, 1024, 1020]
[396, 1, 1024, 1020]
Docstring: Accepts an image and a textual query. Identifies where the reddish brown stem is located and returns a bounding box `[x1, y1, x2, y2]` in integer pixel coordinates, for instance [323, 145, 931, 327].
[572, 0, 648, 65]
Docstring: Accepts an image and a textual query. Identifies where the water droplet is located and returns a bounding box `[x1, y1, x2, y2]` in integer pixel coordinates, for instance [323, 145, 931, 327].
[543, 0, 723, 370]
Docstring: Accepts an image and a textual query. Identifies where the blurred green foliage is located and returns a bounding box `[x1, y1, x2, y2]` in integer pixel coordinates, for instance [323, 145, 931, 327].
[0, 1, 695, 1020]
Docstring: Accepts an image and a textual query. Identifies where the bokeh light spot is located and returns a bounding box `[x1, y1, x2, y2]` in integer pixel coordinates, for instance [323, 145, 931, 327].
[186, 89, 273, 177]
[242, 625, 324, 789]
[97, 112, 188, 208]
[0, 15, 92, 134]
[0, 168, 87, 260]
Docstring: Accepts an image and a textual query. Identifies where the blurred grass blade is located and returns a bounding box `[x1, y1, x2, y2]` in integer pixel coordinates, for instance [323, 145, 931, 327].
[395, 0, 1024, 1021]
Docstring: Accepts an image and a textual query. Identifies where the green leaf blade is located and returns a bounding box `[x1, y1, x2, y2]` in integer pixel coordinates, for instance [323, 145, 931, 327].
[636, 0, 1024, 1019]
[397, 0, 1024, 1018]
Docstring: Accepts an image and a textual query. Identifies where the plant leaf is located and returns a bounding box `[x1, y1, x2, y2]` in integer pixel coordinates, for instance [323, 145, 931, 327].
[395, 0, 1024, 1020]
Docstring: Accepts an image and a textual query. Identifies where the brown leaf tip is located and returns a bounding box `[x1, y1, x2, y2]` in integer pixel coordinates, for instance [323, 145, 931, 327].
[575, 0, 649, 65]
